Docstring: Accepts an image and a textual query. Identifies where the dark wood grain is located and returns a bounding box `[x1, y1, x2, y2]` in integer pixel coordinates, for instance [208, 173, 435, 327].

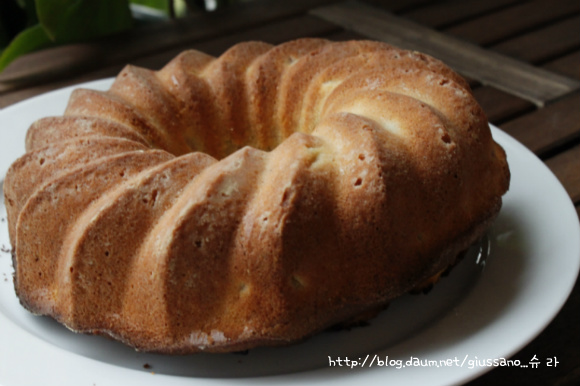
[403, 0, 523, 28]
[445, 0, 580, 46]
[132, 15, 341, 68]
[500, 92, 580, 156]
[361, 0, 438, 12]
[545, 144, 580, 203]
[544, 51, 580, 80]
[310, 0, 580, 106]
[492, 15, 580, 63]
[472, 86, 534, 124]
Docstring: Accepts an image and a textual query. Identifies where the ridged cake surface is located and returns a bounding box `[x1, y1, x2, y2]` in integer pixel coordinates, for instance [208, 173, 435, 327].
[3, 39, 509, 353]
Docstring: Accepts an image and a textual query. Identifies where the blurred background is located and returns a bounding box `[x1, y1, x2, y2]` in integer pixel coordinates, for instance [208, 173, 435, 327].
[0, 0, 255, 72]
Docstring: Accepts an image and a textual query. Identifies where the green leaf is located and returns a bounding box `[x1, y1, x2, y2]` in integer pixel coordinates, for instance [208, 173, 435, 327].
[130, 0, 170, 13]
[0, 23, 52, 71]
[35, 0, 133, 43]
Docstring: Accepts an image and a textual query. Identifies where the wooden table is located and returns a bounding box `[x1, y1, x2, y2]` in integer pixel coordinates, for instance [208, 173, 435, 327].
[1, 0, 578, 385]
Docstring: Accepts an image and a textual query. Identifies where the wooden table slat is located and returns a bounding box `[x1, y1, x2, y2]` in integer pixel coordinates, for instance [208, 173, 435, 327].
[402, 0, 523, 29]
[544, 50, 580, 80]
[445, 0, 580, 46]
[149, 15, 342, 62]
[310, 0, 580, 106]
[492, 14, 580, 64]
[545, 143, 580, 203]
[361, 0, 438, 13]
[500, 92, 580, 156]
[472, 86, 534, 124]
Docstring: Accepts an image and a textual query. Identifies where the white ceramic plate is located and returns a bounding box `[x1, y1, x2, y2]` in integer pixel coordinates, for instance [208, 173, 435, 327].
[0, 80, 579, 386]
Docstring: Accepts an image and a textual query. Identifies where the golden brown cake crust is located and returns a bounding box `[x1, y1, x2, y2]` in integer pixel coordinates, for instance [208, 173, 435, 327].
[3, 39, 510, 353]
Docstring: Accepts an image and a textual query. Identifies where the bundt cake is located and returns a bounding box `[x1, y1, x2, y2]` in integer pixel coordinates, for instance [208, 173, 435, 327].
[3, 39, 509, 353]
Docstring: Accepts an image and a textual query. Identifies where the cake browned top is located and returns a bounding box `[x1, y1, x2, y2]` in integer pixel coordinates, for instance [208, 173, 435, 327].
[3, 39, 509, 353]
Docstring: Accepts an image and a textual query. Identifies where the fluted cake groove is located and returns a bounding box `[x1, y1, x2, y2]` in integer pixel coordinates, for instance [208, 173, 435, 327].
[3, 39, 510, 353]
